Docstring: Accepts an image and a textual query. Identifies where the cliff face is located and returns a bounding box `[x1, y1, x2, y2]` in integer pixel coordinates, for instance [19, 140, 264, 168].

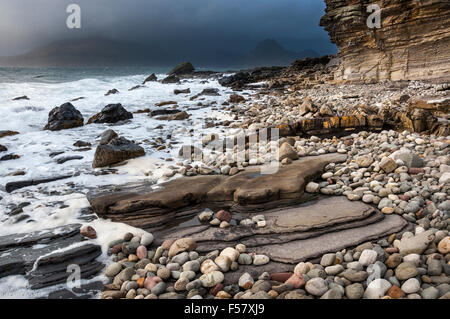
[320, 0, 450, 83]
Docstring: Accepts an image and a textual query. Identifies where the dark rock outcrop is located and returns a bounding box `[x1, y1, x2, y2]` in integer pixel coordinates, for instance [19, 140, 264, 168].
[0, 130, 19, 139]
[161, 75, 180, 84]
[167, 62, 195, 76]
[87, 104, 133, 124]
[105, 89, 119, 96]
[219, 67, 284, 89]
[92, 136, 145, 168]
[43, 103, 84, 131]
[0, 144, 7, 152]
[0, 154, 20, 161]
[12, 95, 29, 101]
[320, 0, 450, 83]
[5, 175, 73, 193]
[0, 224, 103, 291]
[143, 73, 157, 84]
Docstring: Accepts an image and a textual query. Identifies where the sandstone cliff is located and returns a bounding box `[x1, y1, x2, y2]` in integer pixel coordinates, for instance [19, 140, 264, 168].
[320, 0, 450, 83]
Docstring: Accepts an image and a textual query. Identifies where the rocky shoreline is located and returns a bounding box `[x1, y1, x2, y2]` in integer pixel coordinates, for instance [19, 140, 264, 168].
[0, 54, 449, 299]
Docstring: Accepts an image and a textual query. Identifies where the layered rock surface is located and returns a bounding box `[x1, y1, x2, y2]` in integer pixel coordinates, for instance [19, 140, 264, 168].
[320, 0, 450, 83]
[0, 224, 103, 290]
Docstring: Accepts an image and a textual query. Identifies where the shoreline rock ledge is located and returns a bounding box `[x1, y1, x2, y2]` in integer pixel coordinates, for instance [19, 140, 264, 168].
[87, 153, 412, 272]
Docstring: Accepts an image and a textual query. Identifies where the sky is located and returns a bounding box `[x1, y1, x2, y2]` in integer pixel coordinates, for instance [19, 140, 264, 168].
[0, 0, 336, 57]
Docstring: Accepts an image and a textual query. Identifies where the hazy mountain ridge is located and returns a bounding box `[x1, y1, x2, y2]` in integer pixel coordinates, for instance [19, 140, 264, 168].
[0, 37, 318, 68]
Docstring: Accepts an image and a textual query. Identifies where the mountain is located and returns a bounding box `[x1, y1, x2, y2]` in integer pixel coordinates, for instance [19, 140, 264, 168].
[0, 37, 173, 67]
[243, 39, 319, 67]
[0, 37, 318, 68]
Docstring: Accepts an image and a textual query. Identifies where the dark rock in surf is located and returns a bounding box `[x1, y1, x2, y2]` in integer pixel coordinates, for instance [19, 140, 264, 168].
[0, 154, 20, 161]
[105, 89, 119, 96]
[43, 103, 84, 131]
[162, 75, 180, 84]
[87, 104, 133, 124]
[167, 62, 195, 76]
[93, 136, 145, 168]
[5, 175, 73, 193]
[12, 95, 30, 101]
[0, 145, 7, 152]
[143, 73, 158, 84]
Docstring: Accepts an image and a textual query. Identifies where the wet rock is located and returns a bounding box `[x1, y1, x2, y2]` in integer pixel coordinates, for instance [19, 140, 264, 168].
[87, 104, 133, 124]
[5, 175, 72, 193]
[44, 103, 84, 131]
[80, 225, 97, 239]
[92, 136, 145, 168]
[105, 89, 119, 96]
[143, 73, 157, 84]
[167, 62, 195, 76]
[0, 145, 7, 152]
[174, 88, 191, 95]
[0, 130, 19, 139]
[161, 75, 180, 84]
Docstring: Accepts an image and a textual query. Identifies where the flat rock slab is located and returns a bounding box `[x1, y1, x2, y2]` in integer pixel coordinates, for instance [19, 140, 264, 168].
[0, 224, 103, 291]
[255, 214, 408, 264]
[156, 196, 380, 246]
[87, 153, 346, 228]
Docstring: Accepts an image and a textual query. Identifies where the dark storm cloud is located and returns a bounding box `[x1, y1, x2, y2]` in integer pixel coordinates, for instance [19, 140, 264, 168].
[0, 0, 336, 56]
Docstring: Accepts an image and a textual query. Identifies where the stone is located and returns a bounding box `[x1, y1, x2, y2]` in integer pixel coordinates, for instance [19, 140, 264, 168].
[44, 103, 84, 131]
[237, 254, 252, 265]
[151, 282, 167, 296]
[345, 283, 364, 299]
[198, 210, 213, 222]
[216, 210, 232, 223]
[157, 268, 171, 280]
[421, 286, 440, 299]
[220, 247, 239, 262]
[80, 225, 97, 239]
[356, 155, 373, 168]
[93, 136, 145, 168]
[278, 142, 299, 162]
[305, 277, 328, 296]
[438, 237, 450, 254]
[285, 274, 306, 289]
[386, 254, 402, 269]
[87, 104, 133, 124]
[379, 158, 398, 173]
[199, 271, 224, 288]
[389, 150, 423, 168]
[320, 253, 336, 267]
[183, 260, 200, 272]
[144, 276, 162, 291]
[136, 246, 147, 260]
[253, 255, 270, 266]
[214, 255, 232, 272]
[305, 182, 320, 193]
[168, 238, 197, 258]
[201, 259, 220, 274]
[294, 262, 310, 276]
[105, 262, 122, 277]
[140, 233, 154, 246]
[320, 288, 343, 299]
[395, 263, 418, 281]
[401, 278, 420, 294]
[167, 62, 195, 76]
[238, 272, 254, 290]
[398, 230, 435, 255]
[143, 73, 157, 84]
[364, 279, 392, 299]
[359, 249, 378, 266]
[388, 286, 405, 299]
